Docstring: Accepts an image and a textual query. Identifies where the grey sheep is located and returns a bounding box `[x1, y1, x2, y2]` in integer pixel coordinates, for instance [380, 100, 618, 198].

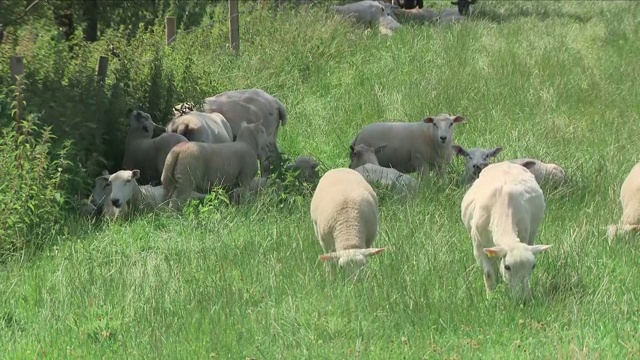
[452, 144, 503, 184]
[349, 144, 419, 196]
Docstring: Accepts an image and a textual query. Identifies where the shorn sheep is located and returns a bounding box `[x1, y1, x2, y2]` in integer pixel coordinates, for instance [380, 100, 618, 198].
[161, 122, 270, 210]
[452, 144, 503, 184]
[349, 144, 419, 196]
[108, 170, 207, 215]
[165, 111, 233, 144]
[80, 170, 123, 219]
[121, 109, 188, 186]
[311, 168, 386, 277]
[203, 88, 288, 176]
[507, 158, 567, 187]
[461, 161, 552, 300]
[350, 113, 466, 177]
[607, 162, 640, 240]
[330, 1, 393, 28]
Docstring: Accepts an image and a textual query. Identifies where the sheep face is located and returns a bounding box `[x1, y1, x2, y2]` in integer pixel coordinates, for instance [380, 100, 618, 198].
[109, 170, 140, 209]
[127, 109, 159, 138]
[423, 113, 466, 144]
[319, 248, 385, 276]
[238, 122, 270, 160]
[484, 243, 552, 300]
[349, 144, 387, 169]
[91, 170, 112, 210]
[453, 145, 503, 180]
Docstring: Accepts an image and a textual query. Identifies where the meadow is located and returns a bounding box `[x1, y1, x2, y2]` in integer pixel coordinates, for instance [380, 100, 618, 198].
[1, 1, 640, 358]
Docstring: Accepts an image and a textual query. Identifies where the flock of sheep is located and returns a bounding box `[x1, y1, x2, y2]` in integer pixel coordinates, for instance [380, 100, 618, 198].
[78, 1, 640, 301]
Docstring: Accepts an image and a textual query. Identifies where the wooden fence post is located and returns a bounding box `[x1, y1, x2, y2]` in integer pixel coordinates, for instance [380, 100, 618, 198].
[165, 16, 176, 45]
[229, 0, 240, 54]
[95, 55, 108, 87]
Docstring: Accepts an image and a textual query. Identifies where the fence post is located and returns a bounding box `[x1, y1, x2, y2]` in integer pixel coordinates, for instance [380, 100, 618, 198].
[229, 0, 240, 54]
[9, 55, 24, 82]
[9, 55, 24, 126]
[95, 55, 108, 87]
[165, 16, 176, 45]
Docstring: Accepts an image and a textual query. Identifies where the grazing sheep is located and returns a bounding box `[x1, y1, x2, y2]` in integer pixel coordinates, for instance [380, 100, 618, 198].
[330, 1, 392, 27]
[311, 168, 386, 276]
[452, 145, 503, 184]
[122, 109, 188, 186]
[606, 162, 640, 240]
[349, 144, 419, 196]
[391, 7, 438, 24]
[203, 88, 287, 176]
[461, 161, 552, 300]
[507, 158, 567, 187]
[350, 113, 466, 177]
[284, 156, 321, 185]
[165, 111, 233, 144]
[161, 122, 270, 210]
[108, 169, 207, 215]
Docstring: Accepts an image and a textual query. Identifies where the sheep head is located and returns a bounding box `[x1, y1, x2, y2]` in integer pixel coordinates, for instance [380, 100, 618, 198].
[109, 170, 140, 209]
[319, 248, 386, 276]
[126, 109, 159, 138]
[453, 145, 503, 181]
[349, 144, 387, 169]
[90, 170, 112, 210]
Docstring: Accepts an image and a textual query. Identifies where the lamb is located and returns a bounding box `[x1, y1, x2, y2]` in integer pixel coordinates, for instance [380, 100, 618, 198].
[606, 162, 640, 240]
[310, 168, 386, 277]
[165, 111, 233, 144]
[461, 160, 552, 300]
[349, 144, 419, 196]
[452, 144, 503, 184]
[350, 113, 466, 177]
[507, 158, 567, 187]
[203, 88, 288, 176]
[121, 109, 188, 185]
[329, 1, 392, 28]
[284, 156, 321, 185]
[161, 122, 270, 210]
[108, 169, 208, 215]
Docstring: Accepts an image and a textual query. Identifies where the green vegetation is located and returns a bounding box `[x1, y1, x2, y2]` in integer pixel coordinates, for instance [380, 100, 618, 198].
[1, 1, 640, 357]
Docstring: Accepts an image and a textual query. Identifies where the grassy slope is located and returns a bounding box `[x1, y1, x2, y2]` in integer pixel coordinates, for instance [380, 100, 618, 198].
[2, 1, 640, 358]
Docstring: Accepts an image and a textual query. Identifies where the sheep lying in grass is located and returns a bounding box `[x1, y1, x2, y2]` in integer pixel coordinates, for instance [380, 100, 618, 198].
[391, 7, 438, 24]
[379, 10, 402, 35]
[284, 156, 320, 185]
[109, 170, 208, 215]
[452, 145, 503, 184]
[165, 111, 233, 144]
[203, 88, 288, 176]
[122, 109, 188, 185]
[461, 161, 552, 300]
[80, 170, 123, 219]
[350, 113, 466, 177]
[161, 122, 270, 210]
[330, 0, 392, 28]
[507, 158, 567, 187]
[311, 168, 386, 277]
[607, 162, 640, 240]
[349, 144, 419, 196]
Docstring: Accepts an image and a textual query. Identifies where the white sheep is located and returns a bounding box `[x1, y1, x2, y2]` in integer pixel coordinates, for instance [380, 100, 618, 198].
[452, 144, 503, 184]
[165, 111, 233, 144]
[606, 162, 640, 240]
[507, 158, 567, 187]
[108, 169, 208, 215]
[79, 170, 124, 219]
[461, 160, 552, 300]
[161, 122, 270, 211]
[203, 88, 288, 176]
[122, 109, 188, 185]
[311, 168, 386, 276]
[349, 144, 419, 196]
[330, 1, 392, 27]
[350, 113, 466, 177]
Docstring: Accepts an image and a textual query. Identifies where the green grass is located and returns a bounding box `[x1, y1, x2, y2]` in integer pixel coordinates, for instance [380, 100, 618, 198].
[2, 1, 640, 358]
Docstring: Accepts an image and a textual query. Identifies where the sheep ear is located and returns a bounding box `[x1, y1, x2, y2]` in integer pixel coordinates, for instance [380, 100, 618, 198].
[488, 147, 503, 157]
[452, 115, 466, 123]
[521, 160, 537, 171]
[349, 144, 356, 153]
[101, 170, 110, 176]
[452, 144, 467, 157]
[422, 116, 435, 124]
[484, 246, 507, 258]
[374, 144, 387, 155]
[529, 244, 552, 254]
[131, 170, 140, 179]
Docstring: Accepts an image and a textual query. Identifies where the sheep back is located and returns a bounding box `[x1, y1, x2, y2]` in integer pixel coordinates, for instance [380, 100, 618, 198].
[166, 111, 233, 144]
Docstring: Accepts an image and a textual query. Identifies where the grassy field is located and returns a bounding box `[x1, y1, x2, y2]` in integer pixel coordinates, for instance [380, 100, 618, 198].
[2, 1, 640, 358]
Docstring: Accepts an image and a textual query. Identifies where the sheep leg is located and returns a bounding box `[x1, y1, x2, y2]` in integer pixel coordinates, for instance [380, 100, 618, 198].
[169, 185, 193, 211]
[472, 231, 497, 295]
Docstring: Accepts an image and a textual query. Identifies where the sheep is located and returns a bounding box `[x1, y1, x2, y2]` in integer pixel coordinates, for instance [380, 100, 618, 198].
[349, 144, 419, 196]
[438, 8, 464, 24]
[329, 1, 392, 28]
[507, 158, 567, 188]
[108, 169, 208, 215]
[461, 160, 552, 300]
[391, 7, 438, 24]
[451, 0, 477, 16]
[121, 109, 188, 186]
[350, 113, 466, 178]
[230, 176, 284, 204]
[606, 162, 640, 240]
[165, 111, 233, 144]
[379, 12, 402, 35]
[78, 170, 124, 219]
[203, 88, 287, 176]
[284, 156, 321, 185]
[452, 144, 503, 184]
[161, 122, 270, 211]
[310, 168, 386, 277]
